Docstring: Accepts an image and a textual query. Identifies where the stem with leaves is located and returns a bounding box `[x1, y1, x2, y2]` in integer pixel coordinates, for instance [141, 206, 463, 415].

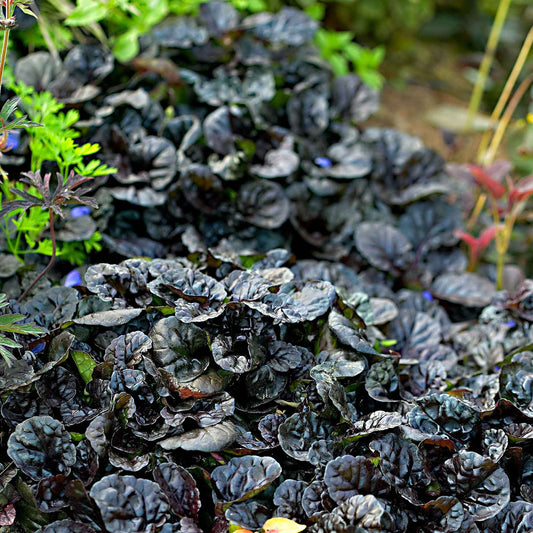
[17, 208, 56, 302]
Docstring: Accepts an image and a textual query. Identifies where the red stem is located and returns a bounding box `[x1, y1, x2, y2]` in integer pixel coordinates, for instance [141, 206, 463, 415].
[17, 209, 56, 303]
[0, 0, 11, 92]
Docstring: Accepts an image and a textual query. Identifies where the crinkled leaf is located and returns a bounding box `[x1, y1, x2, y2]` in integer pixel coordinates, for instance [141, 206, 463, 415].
[443, 451, 510, 521]
[278, 411, 330, 462]
[150, 316, 209, 382]
[38, 520, 96, 533]
[153, 462, 201, 520]
[431, 273, 496, 308]
[408, 393, 480, 442]
[324, 455, 389, 504]
[388, 311, 442, 353]
[273, 480, 308, 520]
[315, 494, 395, 531]
[480, 501, 533, 533]
[105, 331, 152, 368]
[159, 420, 237, 452]
[148, 268, 227, 323]
[350, 410, 403, 436]
[399, 200, 461, 253]
[355, 222, 413, 273]
[7, 416, 76, 481]
[199, 1, 239, 36]
[90, 474, 170, 533]
[204, 106, 235, 155]
[369, 433, 430, 489]
[328, 310, 379, 355]
[211, 455, 281, 510]
[365, 359, 399, 402]
[244, 8, 318, 46]
[246, 280, 335, 324]
[499, 361, 533, 417]
[331, 74, 380, 123]
[237, 180, 290, 229]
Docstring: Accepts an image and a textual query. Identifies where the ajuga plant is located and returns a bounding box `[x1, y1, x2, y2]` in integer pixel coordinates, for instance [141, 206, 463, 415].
[0, 292, 43, 365]
[0, 170, 98, 301]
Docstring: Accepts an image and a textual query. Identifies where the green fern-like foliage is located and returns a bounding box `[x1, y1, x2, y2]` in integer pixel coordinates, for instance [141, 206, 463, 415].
[0, 293, 44, 366]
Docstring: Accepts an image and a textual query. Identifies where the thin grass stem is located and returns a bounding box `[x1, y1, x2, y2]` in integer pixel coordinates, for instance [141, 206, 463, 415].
[465, 0, 512, 131]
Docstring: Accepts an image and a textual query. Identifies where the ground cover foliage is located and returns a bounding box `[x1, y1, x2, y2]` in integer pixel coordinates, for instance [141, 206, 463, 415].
[0, 2, 532, 532]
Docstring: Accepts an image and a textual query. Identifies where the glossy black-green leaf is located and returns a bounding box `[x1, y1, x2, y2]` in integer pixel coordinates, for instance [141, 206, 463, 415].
[237, 180, 290, 230]
[408, 393, 480, 442]
[154, 462, 201, 520]
[150, 316, 209, 382]
[105, 330, 152, 368]
[325, 454, 390, 505]
[443, 451, 510, 521]
[7, 416, 76, 481]
[328, 310, 379, 356]
[431, 272, 496, 308]
[246, 280, 335, 323]
[159, 420, 237, 452]
[273, 479, 308, 521]
[365, 359, 400, 402]
[148, 268, 227, 323]
[278, 411, 330, 462]
[211, 455, 281, 510]
[244, 8, 318, 46]
[90, 474, 170, 533]
[312, 494, 395, 532]
[355, 222, 413, 273]
[499, 361, 533, 418]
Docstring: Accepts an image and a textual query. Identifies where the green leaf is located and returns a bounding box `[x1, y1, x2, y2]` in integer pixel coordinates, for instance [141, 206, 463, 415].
[0, 313, 26, 326]
[328, 53, 349, 77]
[0, 345, 16, 365]
[1, 323, 44, 335]
[0, 337, 22, 348]
[305, 3, 325, 21]
[71, 350, 97, 384]
[65, 1, 108, 26]
[113, 29, 140, 62]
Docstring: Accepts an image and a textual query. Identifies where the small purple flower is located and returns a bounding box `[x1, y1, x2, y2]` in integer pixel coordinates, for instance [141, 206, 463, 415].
[70, 206, 91, 218]
[5, 130, 20, 151]
[64, 269, 82, 287]
[503, 320, 516, 328]
[314, 156, 332, 168]
[422, 291, 434, 301]
[31, 342, 46, 354]
[494, 365, 501, 371]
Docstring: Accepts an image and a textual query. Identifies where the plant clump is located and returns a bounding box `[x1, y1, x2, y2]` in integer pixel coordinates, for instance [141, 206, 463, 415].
[0, 2, 532, 533]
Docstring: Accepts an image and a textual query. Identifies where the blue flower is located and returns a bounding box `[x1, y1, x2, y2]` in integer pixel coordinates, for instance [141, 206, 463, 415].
[503, 320, 516, 328]
[422, 290, 434, 301]
[31, 342, 46, 354]
[5, 130, 20, 151]
[70, 206, 91, 218]
[314, 156, 332, 168]
[64, 269, 82, 287]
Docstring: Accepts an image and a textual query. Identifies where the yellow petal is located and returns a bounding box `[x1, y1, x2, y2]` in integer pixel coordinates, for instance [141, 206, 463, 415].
[262, 517, 306, 533]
